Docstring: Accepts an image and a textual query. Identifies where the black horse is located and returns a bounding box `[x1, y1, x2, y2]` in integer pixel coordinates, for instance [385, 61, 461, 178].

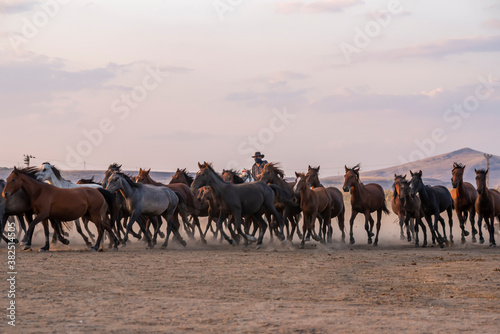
[410, 170, 453, 247]
[191, 162, 285, 249]
[399, 180, 429, 247]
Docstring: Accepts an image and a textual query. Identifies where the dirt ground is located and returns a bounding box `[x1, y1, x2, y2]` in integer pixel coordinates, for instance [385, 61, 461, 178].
[1, 213, 500, 334]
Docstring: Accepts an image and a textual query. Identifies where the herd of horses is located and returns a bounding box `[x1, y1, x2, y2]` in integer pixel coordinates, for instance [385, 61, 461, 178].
[0, 161, 498, 252]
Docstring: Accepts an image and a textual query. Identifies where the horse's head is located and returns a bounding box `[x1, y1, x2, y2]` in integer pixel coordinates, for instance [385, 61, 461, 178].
[105, 171, 124, 193]
[221, 169, 234, 183]
[475, 169, 488, 194]
[306, 165, 321, 187]
[393, 174, 406, 196]
[258, 163, 284, 184]
[343, 164, 360, 192]
[398, 179, 411, 203]
[451, 162, 465, 189]
[240, 169, 252, 182]
[103, 163, 122, 188]
[196, 186, 213, 202]
[36, 162, 56, 182]
[409, 170, 423, 196]
[170, 168, 193, 186]
[135, 168, 151, 184]
[2, 167, 37, 199]
[192, 162, 215, 193]
[293, 172, 309, 194]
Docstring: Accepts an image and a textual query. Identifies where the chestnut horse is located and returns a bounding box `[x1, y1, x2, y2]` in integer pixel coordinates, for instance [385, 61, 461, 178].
[305, 166, 345, 243]
[475, 169, 499, 246]
[222, 169, 246, 184]
[342, 164, 389, 246]
[392, 174, 414, 242]
[294, 172, 331, 248]
[170, 168, 194, 186]
[2, 167, 118, 251]
[451, 163, 477, 243]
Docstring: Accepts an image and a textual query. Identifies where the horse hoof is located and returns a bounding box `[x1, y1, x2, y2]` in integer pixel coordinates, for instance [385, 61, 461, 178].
[349, 239, 355, 245]
[369, 232, 374, 237]
[367, 239, 372, 245]
[400, 235, 405, 240]
[479, 238, 485, 244]
[181, 240, 187, 247]
[247, 235, 257, 242]
[158, 232, 165, 238]
[472, 237, 477, 243]
[90, 248, 97, 252]
[256, 244, 262, 250]
[439, 243, 445, 249]
[230, 239, 236, 246]
[201, 239, 207, 245]
[415, 243, 420, 248]
[112, 247, 118, 251]
[39, 248, 47, 252]
[299, 243, 305, 249]
[373, 242, 378, 247]
[23, 246, 32, 251]
[463, 230, 470, 236]
[98, 248, 104, 252]
[461, 238, 466, 244]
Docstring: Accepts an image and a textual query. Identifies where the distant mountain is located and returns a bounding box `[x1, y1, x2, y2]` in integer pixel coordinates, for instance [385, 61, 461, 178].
[323, 148, 499, 189]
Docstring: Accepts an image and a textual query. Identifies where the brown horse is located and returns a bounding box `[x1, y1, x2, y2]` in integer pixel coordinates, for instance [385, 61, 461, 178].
[305, 166, 345, 243]
[293, 172, 331, 248]
[392, 174, 414, 242]
[398, 179, 428, 247]
[135, 168, 206, 244]
[170, 168, 194, 186]
[2, 167, 119, 251]
[475, 169, 499, 246]
[451, 163, 477, 243]
[343, 164, 389, 246]
[222, 169, 246, 184]
[257, 163, 302, 241]
[196, 186, 222, 241]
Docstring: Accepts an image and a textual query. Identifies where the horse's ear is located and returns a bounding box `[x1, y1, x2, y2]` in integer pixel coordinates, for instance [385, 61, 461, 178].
[418, 170, 422, 176]
[403, 174, 407, 179]
[317, 166, 320, 171]
[139, 168, 142, 172]
[486, 169, 489, 174]
[345, 165, 348, 173]
[475, 168, 478, 174]
[410, 170, 414, 176]
[198, 162, 203, 169]
[295, 172, 300, 178]
[308, 165, 311, 171]
[394, 174, 397, 178]
[147, 168, 151, 174]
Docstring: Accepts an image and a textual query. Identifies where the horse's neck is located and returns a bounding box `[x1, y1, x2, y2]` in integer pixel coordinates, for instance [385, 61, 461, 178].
[418, 185, 430, 204]
[48, 174, 75, 188]
[350, 180, 365, 200]
[118, 179, 136, 199]
[148, 176, 163, 186]
[300, 185, 314, 202]
[478, 186, 491, 204]
[19, 175, 44, 201]
[456, 179, 467, 197]
[208, 172, 228, 199]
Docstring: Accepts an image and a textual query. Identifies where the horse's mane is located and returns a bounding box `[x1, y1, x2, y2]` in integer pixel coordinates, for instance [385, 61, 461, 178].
[177, 168, 194, 184]
[78, 176, 99, 184]
[49, 164, 63, 180]
[14, 167, 40, 180]
[453, 162, 465, 170]
[223, 169, 245, 184]
[347, 163, 361, 178]
[201, 162, 227, 183]
[108, 163, 122, 171]
[476, 169, 488, 175]
[114, 172, 140, 188]
[265, 162, 285, 179]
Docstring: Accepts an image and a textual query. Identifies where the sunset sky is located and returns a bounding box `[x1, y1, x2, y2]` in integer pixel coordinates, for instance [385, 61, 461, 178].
[1, 0, 499, 176]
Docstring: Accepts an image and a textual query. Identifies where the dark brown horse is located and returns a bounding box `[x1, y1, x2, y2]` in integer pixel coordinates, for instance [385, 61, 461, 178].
[257, 163, 302, 241]
[2, 167, 118, 251]
[475, 169, 499, 246]
[293, 172, 331, 248]
[305, 166, 345, 243]
[170, 168, 194, 186]
[191, 162, 285, 248]
[196, 186, 222, 241]
[399, 179, 429, 247]
[222, 169, 246, 184]
[451, 163, 477, 243]
[392, 174, 414, 241]
[136, 168, 206, 243]
[342, 164, 389, 246]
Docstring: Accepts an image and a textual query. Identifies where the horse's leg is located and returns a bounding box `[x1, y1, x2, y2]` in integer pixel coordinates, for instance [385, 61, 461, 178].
[419, 217, 427, 247]
[491, 216, 497, 247]
[338, 208, 345, 243]
[0, 216, 12, 244]
[411, 215, 419, 247]
[23, 213, 48, 250]
[233, 210, 257, 243]
[253, 215, 268, 249]
[447, 207, 454, 244]
[83, 217, 96, 242]
[364, 212, 373, 245]
[39, 219, 51, 252]
[399, 213, 405, 240]
[373, 209, 382, 246]
[458, 210, 467, 244]
[300, 214, 308, 249]
[15, 214, 26, 241]
[192, 215, 206, 244]
[75, 218, 92, 247]
[470, 209, 477, 243]
[349, 211, 359, 245]
[215, 214, 234, 245]
[50, 219, 70, 245]
[426, 215, 444, 248]
[409, 218, 415, 242]
[436, 214, 447, 243]
[477, 215, 485, 244]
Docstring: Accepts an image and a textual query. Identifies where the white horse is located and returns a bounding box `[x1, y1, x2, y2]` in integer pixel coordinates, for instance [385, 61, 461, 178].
[36, 162, 103, 246]
[240, 169, 255, 183]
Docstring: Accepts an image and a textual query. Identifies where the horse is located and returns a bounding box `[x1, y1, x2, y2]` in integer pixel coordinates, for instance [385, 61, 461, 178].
[293, 172, 331, 248]
[474, 169, 499, 246]
[305, 165, 345, 243]
[170, 168, 194, 186]
[451, 163, 477, 243]
[392, 174, 414, 242]
[409, 170, 452, 247]
[135, 168, 205, 243]
[222, 169, 246, 184]
[191, 162, 285, 249]
[2, 167, 118, 251]
[342, 164, 389, 246]
[196, 186, 223, 241]
[105, 171, 186, 249]
[257, 163, 302, 241]
[398, 179, 430, 247]
[240, 169, 255, 183]
[37, 162, 105, 246]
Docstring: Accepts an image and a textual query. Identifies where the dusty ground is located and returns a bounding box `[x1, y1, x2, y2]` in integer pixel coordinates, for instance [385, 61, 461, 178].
[1, 213, 500, 333]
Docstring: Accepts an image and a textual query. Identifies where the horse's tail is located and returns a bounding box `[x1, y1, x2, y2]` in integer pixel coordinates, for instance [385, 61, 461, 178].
[381, 200, 390, 215]
[97, 188, 116, 226]
[269, 184, 297, 207]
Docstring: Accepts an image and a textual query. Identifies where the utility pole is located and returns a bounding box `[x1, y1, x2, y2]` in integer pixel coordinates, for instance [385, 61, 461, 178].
[84, 161, 86, 170]
[484, 153, 493, 188]
[23, 154, 35, 167]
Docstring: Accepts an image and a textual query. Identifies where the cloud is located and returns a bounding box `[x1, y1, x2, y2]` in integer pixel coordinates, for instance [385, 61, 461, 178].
[277, 0, 364, 14]
[372, 35, 500, 60]
[485, 19, 500, 29]
[0, 0, 38, 14]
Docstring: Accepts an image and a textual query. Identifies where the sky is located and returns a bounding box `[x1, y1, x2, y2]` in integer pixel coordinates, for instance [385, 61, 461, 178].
[0, 0, 499, 177]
